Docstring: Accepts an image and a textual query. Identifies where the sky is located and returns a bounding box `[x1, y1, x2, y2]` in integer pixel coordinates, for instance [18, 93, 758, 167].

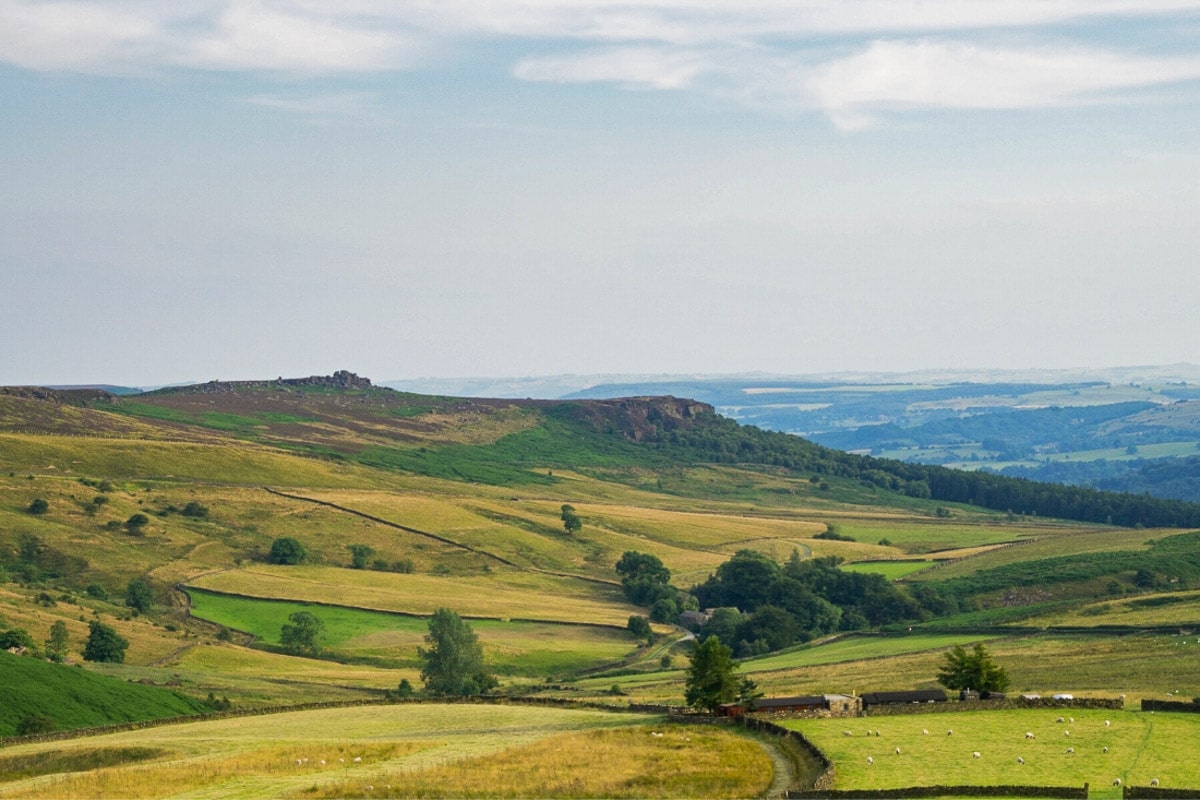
[2, 1, 1200, 387]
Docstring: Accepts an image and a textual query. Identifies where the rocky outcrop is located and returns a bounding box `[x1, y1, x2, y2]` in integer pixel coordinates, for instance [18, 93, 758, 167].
[178, 371, 373, 394]
[560, 396, 714, 442]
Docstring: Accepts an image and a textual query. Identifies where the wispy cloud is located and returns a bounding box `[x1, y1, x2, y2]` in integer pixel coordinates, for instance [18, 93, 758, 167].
[514, 46, 711, 90]
[4, 1, 1200, 127]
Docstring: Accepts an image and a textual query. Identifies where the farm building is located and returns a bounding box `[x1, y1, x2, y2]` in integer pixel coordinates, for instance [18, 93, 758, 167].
[718, 693, 862, 719]
[860, 689, 948, 709]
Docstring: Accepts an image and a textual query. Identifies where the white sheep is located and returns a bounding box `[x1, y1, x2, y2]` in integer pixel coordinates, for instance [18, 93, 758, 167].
[1113, 779, 1122, 787]
[1102, 747, 1109, 753]
[973, 751, 981, 759]
[867, 756, 874, 765]
[1055, 717, 1065, 723]
[1069, 717, 1074, 723]
[1017, 757, 1025, 765]
[1064, 731, 1070, 737]
[1105, 720, 1111, 727]
[895, 747, 901, 755]
[922, 729, 929, 735]
[947, 730, 953, 736]
[353, 757, 362, 763]
[1151, 779, 1160, 786]
[1025, 732, 1035, 740]
[843, 730, 852, 736]
[1065, 747, 1074, 754]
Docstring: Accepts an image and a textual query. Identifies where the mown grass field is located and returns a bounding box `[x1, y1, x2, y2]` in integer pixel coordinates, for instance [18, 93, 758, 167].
[784, 708, 1200, 799]
[187, 589, 638, 676]
[841, 560, 938, 579]
[187, 566, 639, 627]
[0, 705, 770, 800]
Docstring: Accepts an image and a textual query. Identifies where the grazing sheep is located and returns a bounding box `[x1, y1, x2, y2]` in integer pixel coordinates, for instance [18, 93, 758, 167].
[843, 730, 852, 737]
[353, 757, 362, 763]
[1105, 720, 1111, 727]
[1151, 779, 1160, 786]
[1025, 732, 1035, 740]
[895, 747, 901, 755]
[973, 752, 981, 759]
[1069, 717, 1074, 723]
[1064, 731, 1070, 737]
[922, 729, 929, 735]
[1102, 747, 1109, 753]
[1017, 757, 1025, 765]
[295, 760, 302, 766]
[1055, 717, 1065, 723]
[867, 757, 874, 765]
[1066, 748, 1074, 754]
[947, 730, 953, 736]
[1113, 779, 1122, 787]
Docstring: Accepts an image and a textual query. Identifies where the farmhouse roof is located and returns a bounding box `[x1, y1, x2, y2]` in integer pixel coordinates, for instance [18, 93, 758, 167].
[860, 689, 948, 705]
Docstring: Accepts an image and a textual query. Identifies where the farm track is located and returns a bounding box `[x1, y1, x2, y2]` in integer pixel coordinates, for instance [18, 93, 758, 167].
[753, 734, 797, 798]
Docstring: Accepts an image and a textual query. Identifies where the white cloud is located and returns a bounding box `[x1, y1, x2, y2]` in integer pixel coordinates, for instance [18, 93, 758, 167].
[0, 0, 161, 72]
[807, 40, 1200, 129]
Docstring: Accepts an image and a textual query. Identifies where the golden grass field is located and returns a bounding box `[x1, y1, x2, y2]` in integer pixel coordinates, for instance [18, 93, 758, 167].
[0, 705, 770, 800]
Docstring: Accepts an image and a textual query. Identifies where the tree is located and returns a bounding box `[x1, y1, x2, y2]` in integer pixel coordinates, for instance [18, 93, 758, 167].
[83, 620, 128, 663]
[45, 620, 69, 662]
[268, 537, 308, 565]
[684, 636, 741, 712]
[418, 608, 496, 696]
[627, 615, 653, 641]
[125, 578, 154, 613]
[27, 498, 49, 515]
[0, 627, 38, 654]
[347, 543, 374, 570]
[937, 643, 1010, 693]
[279, 611, 324, 656]
[560, 504, 582, 534]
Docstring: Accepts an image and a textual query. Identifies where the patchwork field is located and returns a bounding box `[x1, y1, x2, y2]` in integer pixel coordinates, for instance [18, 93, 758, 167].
[187, 589, 639, 676]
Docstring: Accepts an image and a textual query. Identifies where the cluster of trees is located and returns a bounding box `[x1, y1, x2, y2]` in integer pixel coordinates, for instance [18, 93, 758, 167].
[267, 537, 413, 573]
[691, 550, 930, 657]
[614, 552, 697, 623]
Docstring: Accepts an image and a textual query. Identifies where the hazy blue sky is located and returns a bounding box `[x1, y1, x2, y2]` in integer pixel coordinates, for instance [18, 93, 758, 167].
[3, 2, 1199, 386]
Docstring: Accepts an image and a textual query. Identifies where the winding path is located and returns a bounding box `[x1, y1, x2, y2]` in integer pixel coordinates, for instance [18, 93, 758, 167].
[752, 734, 797, 799]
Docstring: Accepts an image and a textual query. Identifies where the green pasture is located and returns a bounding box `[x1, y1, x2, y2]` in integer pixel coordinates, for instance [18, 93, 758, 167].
[784, 708, 1200, 797]
[820, 518, 1061, 554]
[186, 589, 636, 677]
[841, 560, 937, 579]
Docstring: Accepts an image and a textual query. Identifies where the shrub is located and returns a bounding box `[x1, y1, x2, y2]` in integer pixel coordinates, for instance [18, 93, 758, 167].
[28, 498, 49, 515]
[180, 501, 208, 518]
[124, 513, 150, 534]
[268, 537, 307, 565]
[17, 713, 56, 735]
[85, 583, 109, 600]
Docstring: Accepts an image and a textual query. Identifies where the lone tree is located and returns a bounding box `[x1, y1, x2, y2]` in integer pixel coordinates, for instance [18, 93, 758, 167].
[124, 578, 154, 613]
[125, 513, 150, 534]
[684, 636, 742, 712]
[280, 611, 324, 656]
[626, 614, 653, 642]
[27, 498, 49, 515]
[83, 620, 128, 663]
[937, 642, 1010, 693]
[419, 608, 496, 696]
[560, 504, 582, 535]
[268, 537, 308, 565]
[45, 620, 69, 662]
